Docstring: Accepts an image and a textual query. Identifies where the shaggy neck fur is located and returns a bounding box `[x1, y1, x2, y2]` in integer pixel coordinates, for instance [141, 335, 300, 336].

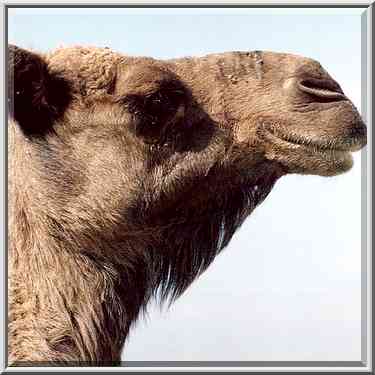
[9, 120, 282, 365]
[9, 123, 128, 365]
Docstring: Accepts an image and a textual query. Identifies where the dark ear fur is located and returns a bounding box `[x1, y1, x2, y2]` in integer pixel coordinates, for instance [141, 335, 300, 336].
[117, 64, 189, 143]
[8, 45, 71, 136]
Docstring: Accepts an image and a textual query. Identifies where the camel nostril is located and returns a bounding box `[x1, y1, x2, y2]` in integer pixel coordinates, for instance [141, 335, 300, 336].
[300, 78, 343, 92]
[298, 78, 346, 102]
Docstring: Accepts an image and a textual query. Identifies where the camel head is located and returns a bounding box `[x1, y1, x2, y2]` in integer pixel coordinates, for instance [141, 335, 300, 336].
[8, 45, 366, 298]
[8, 44, 367, 364]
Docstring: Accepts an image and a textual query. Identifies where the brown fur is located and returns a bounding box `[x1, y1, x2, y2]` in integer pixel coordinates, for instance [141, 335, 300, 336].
[8, 45, 366, 365]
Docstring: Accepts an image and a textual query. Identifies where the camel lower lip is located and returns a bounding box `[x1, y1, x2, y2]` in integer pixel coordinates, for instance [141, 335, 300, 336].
[262, 129, 351, 156]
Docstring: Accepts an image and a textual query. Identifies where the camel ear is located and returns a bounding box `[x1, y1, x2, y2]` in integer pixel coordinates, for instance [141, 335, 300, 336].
[8, 45, 70, 136]
[118, 64, 188, 143]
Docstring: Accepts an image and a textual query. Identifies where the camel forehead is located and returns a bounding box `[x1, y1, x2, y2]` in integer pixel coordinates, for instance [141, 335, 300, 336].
[46, 46, 125, 95]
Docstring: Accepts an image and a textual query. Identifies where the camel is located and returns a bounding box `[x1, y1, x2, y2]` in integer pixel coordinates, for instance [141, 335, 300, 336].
[8, 45, 367, 365]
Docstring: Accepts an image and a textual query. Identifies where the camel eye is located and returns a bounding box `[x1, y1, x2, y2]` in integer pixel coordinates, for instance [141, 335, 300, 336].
[146, 88, 186, 121]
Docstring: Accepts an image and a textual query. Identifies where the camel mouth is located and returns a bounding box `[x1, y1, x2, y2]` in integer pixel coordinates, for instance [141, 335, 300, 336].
[298, 78, 346, 103]
[264, 125, 365, 154]
[261, 128, 354, 174]
[261, 127, 355, 176]
[261, 127, 354, 163]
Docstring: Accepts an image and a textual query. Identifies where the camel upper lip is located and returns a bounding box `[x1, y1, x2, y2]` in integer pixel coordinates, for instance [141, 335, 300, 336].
[298, 78, 346, 102]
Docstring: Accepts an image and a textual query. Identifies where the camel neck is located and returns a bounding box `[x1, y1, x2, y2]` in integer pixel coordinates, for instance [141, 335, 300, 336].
[8, 205, 132, 365]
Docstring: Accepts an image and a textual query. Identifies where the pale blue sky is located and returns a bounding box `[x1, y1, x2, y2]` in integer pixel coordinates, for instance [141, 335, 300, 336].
[10, 9, 362, 63]
[8, 8, 366, 362]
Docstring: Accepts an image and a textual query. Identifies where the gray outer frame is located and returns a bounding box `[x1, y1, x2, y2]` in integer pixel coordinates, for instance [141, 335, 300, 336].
[0, 2, 372, 373]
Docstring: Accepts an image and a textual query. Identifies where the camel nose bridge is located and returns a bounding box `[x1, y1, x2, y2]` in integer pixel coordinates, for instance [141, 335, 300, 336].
[294, 58, 331, 81]
[264, 52, 328, 86]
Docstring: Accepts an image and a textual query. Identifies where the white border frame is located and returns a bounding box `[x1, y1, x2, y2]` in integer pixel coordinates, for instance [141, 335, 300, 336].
[1, 1, 372, 373]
